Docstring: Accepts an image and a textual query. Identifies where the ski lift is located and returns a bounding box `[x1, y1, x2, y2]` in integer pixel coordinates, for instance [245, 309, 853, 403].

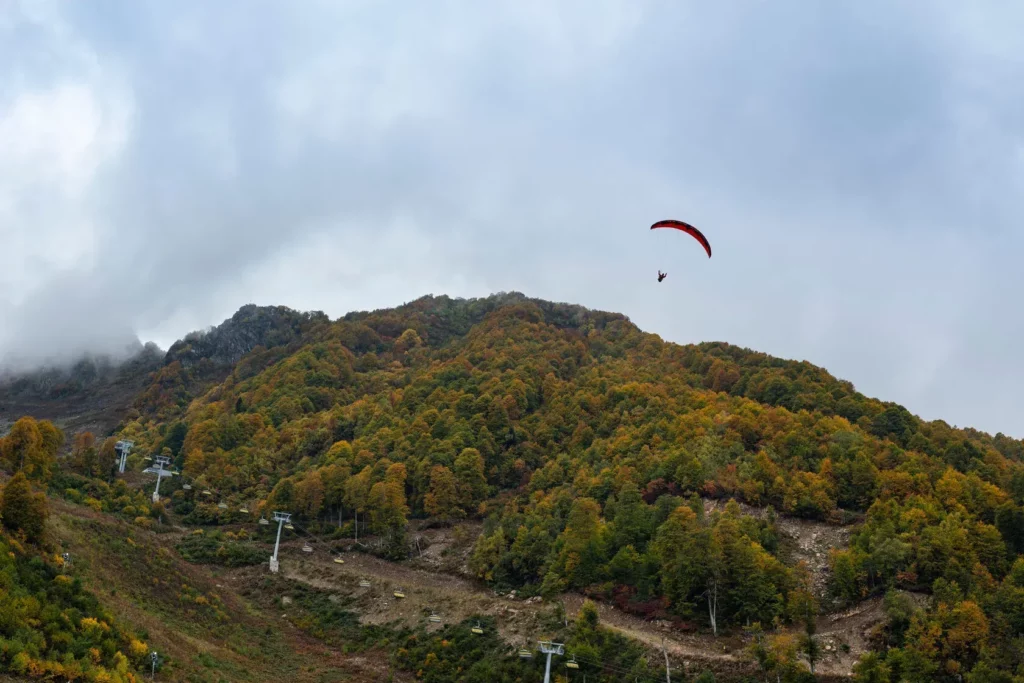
[182, 484, 192, 490]
[471, 622, 484, 635]
[202, 490, 212, 496]
[428, 611, 441, 623]
[284, 523, 294, 530]
[302, 543, 313, 553]
[359, 579, 371, 588]
[259, 516, 270, 526]
[566, 655, 579, 670]
[217, 502, 227, 509]
[393, 587, 406, 599]
[518, 648, 533, 659]
[239, 507, 249, 514]
[333, 555, 345, 564]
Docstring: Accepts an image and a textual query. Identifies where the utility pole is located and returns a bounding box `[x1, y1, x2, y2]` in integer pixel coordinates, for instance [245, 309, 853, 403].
[270, 512, 291, 573]
[115, 440, 135, 474]
[662, 637, 671, 683]
[143, 455, 175, 503]
[538, 641, 564, 683]
[150, 651, 158, 680]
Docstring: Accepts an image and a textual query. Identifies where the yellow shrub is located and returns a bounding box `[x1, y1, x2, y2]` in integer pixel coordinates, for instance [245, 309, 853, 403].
[10, 651, 30, 674]
[129, 638, 149, 658]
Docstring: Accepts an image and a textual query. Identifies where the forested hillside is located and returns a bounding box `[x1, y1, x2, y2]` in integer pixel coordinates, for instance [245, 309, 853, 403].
[0, 421, 151, 682]
[4, 292, 1024, 681]
[80, 292, 1023, 681]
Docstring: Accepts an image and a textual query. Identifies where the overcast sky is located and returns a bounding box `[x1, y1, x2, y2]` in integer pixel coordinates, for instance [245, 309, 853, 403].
[1, 1, 1022, 436]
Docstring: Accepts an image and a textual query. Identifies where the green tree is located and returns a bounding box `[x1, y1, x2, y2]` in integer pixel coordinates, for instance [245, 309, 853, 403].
[367, 478, 410, 557]
[652, 504, 709, 619]
[610, 481, 652, 551]
[543, 497, 608, 594]
[454, 448, 488, 514]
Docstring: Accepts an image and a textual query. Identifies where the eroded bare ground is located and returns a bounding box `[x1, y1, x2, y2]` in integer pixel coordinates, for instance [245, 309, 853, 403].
[60, 493, 878, 680]
[240, 503, 880, 680]
[701, 497, 855, 599]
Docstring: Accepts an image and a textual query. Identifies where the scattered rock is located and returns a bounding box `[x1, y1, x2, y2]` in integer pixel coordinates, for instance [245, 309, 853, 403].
[281, 596, 292, 606]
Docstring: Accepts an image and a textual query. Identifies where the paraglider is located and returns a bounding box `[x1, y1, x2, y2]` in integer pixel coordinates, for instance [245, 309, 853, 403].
[650, 218, 711, 283]
[650, 219, 712, 257]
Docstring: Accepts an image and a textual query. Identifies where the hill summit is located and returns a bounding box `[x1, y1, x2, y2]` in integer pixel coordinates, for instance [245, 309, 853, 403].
[5, 292, 1024, 681]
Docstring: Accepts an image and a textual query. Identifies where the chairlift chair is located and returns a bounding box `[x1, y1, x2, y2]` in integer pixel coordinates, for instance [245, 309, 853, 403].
[284, 523, 295, 530]
[566, 655, 579, 670]
[518, 647, 532, 659]
[333, 555, 345, 564]
[182, 484, 192, 490]
[393, 587, 406, 599]
[239, 507, 249, 514]
[471, 622, 484, 635]
[217, 502, 228, 509]
[358, 579, 371, 588]
[302, 543, 313, 553]
[259, 516, 270, 526]
[428, 611, 441, 623]
[202, 490, 212, 496]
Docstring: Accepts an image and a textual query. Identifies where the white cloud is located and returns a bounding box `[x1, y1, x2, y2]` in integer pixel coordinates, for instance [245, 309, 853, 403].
[1, 0, 1023, 437]
[0, 1, 134, 361]
[0, 84, 132, 299]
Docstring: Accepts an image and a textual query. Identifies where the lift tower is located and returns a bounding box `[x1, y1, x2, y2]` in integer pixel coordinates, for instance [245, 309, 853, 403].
[115, 440, 135, 474]
[143, 455, 176, 503]
[538, 641, 565, 683]
[269, 512, 292, 574]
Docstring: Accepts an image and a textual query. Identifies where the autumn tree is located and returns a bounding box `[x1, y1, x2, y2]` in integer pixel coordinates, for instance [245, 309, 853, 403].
[0, 416, 63, 482]
[0, 471, 49, 543]
[293, 471, 325, 520]
[368, 465, 411, 558]
[72, 431, 98, 475]
[424, 465, 462, 524]
[96, 437, 119, 481]
[454, 447, 487, 515]
[320, 462, 351, 526]
[343, 466, 372, 541]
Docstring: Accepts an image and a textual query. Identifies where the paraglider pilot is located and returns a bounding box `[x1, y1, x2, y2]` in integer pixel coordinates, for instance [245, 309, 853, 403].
[657, 270, 667, 282]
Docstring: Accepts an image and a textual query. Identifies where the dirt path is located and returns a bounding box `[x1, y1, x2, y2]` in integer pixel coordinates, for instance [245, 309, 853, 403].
[274, 545, 749, 674]
[559, 593, 741, 664]
[268, 529, 880, 679]
[55, 493, 872, 679]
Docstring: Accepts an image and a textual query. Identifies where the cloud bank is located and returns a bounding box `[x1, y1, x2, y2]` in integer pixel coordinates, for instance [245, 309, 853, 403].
[1, 0, 1022, 435]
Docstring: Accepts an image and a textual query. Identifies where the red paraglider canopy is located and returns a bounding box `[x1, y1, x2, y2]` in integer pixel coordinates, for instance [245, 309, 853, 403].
[650, 219, 711, 258]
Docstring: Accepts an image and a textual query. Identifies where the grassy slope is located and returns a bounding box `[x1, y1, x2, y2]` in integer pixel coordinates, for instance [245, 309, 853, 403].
[48, 497, 408, 683]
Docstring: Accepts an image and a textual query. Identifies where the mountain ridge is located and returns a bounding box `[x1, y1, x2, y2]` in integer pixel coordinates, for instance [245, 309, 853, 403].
[3, 291, 1020, 452]
[4, 291, 1024, 680]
